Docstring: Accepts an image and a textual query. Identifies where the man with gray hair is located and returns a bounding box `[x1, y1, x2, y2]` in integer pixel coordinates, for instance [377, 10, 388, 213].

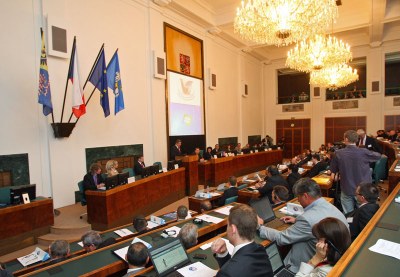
[259, 178, 348, 273]
[81, 230, 116, 252]
[330, 130, 382, 214]
[49, 240, 70, 264]
[356, 128, 381, 153]
[177, 205, 189, 221]
[178, 223, 198, 249]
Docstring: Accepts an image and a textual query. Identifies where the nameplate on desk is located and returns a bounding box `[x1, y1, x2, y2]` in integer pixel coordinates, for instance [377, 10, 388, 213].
[174, 164, 179, 169]
[255, 150, 258, 153]
[127, 176, 135, 183]
[150, 215, 165, 225]
[162, 168, 168, 173]
[213, 155, 217, 159]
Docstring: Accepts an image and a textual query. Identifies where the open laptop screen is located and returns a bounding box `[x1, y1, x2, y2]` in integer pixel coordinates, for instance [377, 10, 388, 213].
[150, 239, 190, 276]
[250, 197, 275, 223]
[265, 242, 285, 274]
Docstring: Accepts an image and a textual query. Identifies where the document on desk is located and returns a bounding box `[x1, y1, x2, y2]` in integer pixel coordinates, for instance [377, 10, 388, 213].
[200, 238, 234, 255]
[369, 239, 400, 260]
[177, 261, 218, 277]
[210, 192, 221, 197]
[197, 214, 224, 224]
[114, 228, 134, 237]
[113, 237, 152, 260]
[214, 205, 234, 216]
[17, 247, 50, 266]
[165, 226, 181, 237]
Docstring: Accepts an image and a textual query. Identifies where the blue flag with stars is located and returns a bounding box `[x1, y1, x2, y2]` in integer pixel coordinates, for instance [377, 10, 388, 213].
[38, 29, 53, 116]
[107, 51, 125, 115]
[89, 48, 110, 117]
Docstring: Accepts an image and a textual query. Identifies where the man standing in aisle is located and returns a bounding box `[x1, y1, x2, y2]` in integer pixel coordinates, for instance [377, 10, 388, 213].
[330, 130, 382, 214]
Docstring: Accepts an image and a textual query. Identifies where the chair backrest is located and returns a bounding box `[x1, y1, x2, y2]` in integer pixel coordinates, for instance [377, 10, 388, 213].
[153, 161, 162, 171]
[122, 168, 135, 177]
[373, 155, 387, 183]
[225, 196, 238, 205]
[77, 181, 86, 205]
[237, 184, 247, 190]
[199, 150, 204, 157]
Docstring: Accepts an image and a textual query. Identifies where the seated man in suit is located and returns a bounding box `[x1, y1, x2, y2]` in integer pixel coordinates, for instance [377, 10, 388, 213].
[48, 240, 70, 265]
[259, 178, 348, 273]
[134, 155, 146, 176]
[271, 185, 289, 207]
[123, 242, 149, 277]
[211, 144, 221, 157]
[297, 149, 312, 167]
[81, 230, 116, 253]
[307, 154, 328, 178]
[255, 165, 288, 202]
[178, 223, 198, 249]
[218, 176, 239, 206]
[170, 139, 183, 160]
[133, 215, 149, 234]
[211, 204, 273, 277]
[82, 163, 105, 194]
[177, 205, 190, 221]
[357, 129, 381, 153]
[193, 147, 205, 162]
[286, 164, 301, 199]
[347, 182, 380, 240]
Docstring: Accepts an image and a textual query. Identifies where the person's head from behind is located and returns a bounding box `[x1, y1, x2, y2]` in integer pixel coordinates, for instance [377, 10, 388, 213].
[272, 185, 289, 204]
[293, 178, 322, 208]
[133, 215, 148, 233]
[312, 217, 351, 266]
[177, 205, 188, 220]
[125, 242, 149, 268]
[90, 163, 101, 175]
[178, 223, 198, 249]
[227, 204, 257, 245]
[356, 182, 379, 205]
[49, 240, 70, 260]
[344, 130, 359, 144]
[200, 200, 212, 213]
[228, 176, 237, 187]
[81, 230, 102, 252]
[267, 165, 279, 176]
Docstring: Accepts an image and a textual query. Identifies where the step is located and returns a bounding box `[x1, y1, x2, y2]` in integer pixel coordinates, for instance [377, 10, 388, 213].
[37, 233, 83, 247]
[50, 224, 91, 235]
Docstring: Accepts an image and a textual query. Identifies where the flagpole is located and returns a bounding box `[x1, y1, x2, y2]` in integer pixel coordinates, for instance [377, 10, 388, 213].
[60, 36, 76, 123]
[67, 44, 104, 123]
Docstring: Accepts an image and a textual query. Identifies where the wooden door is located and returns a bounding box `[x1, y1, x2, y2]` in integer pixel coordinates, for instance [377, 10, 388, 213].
[277, 119, 311, 158]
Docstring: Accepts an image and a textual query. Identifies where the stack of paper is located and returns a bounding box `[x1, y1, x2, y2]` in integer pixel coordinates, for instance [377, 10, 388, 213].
[196, 214, 224, 224]
[17, 247, 50, 266]
[214, 205, 233, 216]
[177, 261, 218, 277]
[369, 239, 400, 260]
[114, 228, 134, 237]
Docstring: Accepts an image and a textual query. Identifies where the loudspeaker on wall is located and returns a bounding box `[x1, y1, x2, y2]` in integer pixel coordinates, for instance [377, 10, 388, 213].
[153, 51, 166, 79]
[209, 68, 217, 90]
[47, 15, 68, 58]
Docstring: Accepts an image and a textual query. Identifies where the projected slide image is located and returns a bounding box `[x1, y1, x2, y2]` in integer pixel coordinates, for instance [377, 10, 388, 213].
[170, 103, 202, 135]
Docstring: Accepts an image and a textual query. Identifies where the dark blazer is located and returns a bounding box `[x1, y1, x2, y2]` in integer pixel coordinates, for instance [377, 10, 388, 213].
[211, 148, 221, 157]
[98, 237, 116, 249]
[203, 152, 212, 160]
[357, 136, 382, 153]
[286, 172, 301, 199]
[215, 242, 273, 277]
[307, 161, 328, 178]
[297, 154, 312, 167]
[348, 203, 379, 240]
[83, 172, 104, 193]
[170, 145, 182, 160]
[259, 175, 289, 202]
[218, 186, 238, 206]
[134, 160, 146, 176]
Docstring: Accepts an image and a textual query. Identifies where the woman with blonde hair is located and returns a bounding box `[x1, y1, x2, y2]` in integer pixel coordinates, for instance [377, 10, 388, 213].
[106, 160, 119, 176]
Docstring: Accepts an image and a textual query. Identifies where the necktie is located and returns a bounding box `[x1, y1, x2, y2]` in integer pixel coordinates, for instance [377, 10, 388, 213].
[93, 175, 97, 185]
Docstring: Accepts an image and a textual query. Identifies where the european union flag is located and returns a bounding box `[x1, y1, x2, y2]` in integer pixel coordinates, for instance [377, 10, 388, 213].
[107, 51, 125, 115]
[38, 29, 53, 116]
[89, 48, 110, 117]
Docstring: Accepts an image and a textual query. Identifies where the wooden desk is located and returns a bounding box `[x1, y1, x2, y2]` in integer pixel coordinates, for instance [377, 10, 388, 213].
[86, 168, 186, 230]
[0, 197, 54, 256]
[388, 159, 400, 194]
[329, 182, 400, 276]
[198, 150, 283, 186]
[312, 173, 332, 197]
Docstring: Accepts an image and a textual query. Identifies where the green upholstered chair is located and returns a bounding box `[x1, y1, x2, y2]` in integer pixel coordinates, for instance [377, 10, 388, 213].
[237, 184, 247, 190]
[153, 162, 162, 171]
[225, 196, 238, 205]
[122, 168, 134, 177]
[373, 155, 388, 193]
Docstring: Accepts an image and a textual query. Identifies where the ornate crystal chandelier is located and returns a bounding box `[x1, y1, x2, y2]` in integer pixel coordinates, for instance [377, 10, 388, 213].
[234, 0, 338, 46]
[286, 35, 352, 72]
[310, 63, 359, 90]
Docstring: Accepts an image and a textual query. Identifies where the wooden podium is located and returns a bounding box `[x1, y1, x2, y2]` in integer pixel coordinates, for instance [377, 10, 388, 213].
[176, 155, 198, 195]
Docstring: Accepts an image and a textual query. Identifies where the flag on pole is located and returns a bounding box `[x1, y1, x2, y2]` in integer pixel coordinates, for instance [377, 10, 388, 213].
[68, 38, 86, 118]
[89, 48, 110, 117]
[107, 51, 125, 115]
[38, 29, 53, 116]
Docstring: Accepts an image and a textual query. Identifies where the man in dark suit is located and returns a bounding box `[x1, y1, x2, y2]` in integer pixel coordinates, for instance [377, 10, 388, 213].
[123, 242, 149, 277]
[347, 182, 380, 240]
[81, 230, 116, 253]
[211, 143, 221, 157]
[134, 155, 146, 176]
[218, 176, 239, 206]
[82, 163, 105, 194]
[256, 165, 289, 202]
[170, 139, 183, 160]
[286, 164, 301, 199]
[307, 154, 328, 178]
[211, 205, 273, 277]
[357, 129, 381, 153]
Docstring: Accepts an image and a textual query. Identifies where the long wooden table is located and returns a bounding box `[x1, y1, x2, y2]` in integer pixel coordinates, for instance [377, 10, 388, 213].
[86, 167, 186, 230]
[329, 182, 400, 276]
[198, 150, 283, 186]
[0, 197, 54, 256]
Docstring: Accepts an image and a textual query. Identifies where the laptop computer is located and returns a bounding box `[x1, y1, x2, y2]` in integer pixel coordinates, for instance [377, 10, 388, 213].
[250, 197, 285, 229]
[265, 242, 295, 277]
[149, 238, 191, 277]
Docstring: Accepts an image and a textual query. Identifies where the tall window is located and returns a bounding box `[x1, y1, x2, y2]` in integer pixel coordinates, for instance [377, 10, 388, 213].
[385, 52, 400, 96]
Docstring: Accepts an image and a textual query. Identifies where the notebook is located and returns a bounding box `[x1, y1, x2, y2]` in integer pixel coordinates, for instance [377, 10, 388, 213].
[149, 238, 191, 277]
[265, 242, 295, 277]
[250, 197, 284, 229]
